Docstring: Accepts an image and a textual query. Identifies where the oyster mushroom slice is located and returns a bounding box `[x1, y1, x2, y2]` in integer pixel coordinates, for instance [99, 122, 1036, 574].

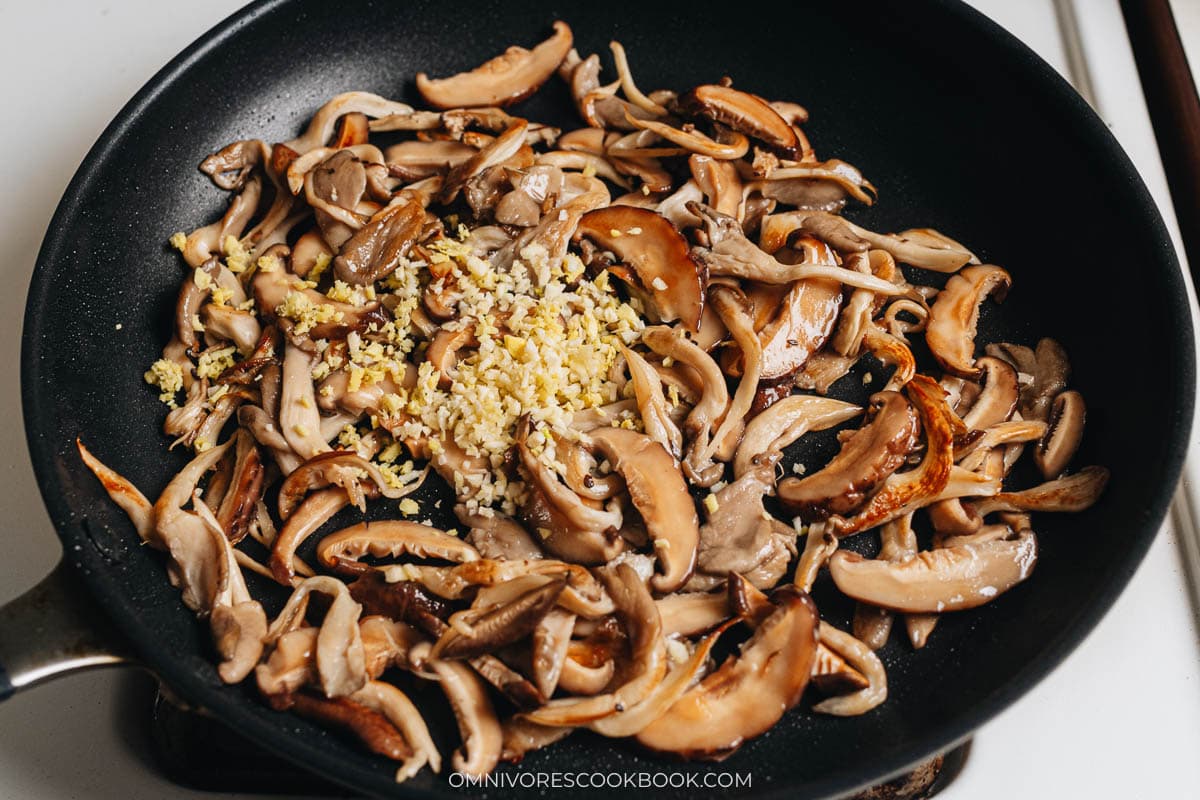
[586, 427, 700, 593]
[531, 609, 575, 698]
[971, 465, 1109, 515]
[655, 591, 730, 637]
[680, 84, 800, 158]
[333, 200, 425, 285]
[622, 109, 750, 159]
[693, 207, 907, 294]
[409, 643, 502, 778]
[759, 211, 979, 272]
[588, 621, 733, 738]
[927, 265, 1012, 378]
[811, 622, 888, 716]
[351, 681, 442, 782]
[829, 529, 1039, 613]
[284, 92, 415, 154]
[1034, 390, 1086, 479]
[622, 346, 683, 458]
[522, 563, 666, 727]
[264, 575, 367, 698]
[431, 578, 565, 660]
[270, 487, 349, 585]
[696, 466, 797, 590]
[317, 521, 481, 575]
[77, 439, 156, 545]
[575, 206, 706, 331]
[416, 21, 573, 109]
[271, 692, 412, 763]
[641, 325, 729, 486]
[729, 395, 864, 479]
[778, 391, 919, 518]
[635, 587, 818, 759]
[961, 356, 1020, 431]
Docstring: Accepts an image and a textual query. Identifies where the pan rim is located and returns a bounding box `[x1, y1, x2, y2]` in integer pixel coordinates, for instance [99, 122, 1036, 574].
[18, 0, 1195, 797]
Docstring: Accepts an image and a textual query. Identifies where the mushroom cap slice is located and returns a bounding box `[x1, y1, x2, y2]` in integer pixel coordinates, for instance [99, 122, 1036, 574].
[1034, 390, 1086, 479]
[317, 520, 481, 575]
[635, 587, 818, 759]
[827, 375, 957, 536]
[431, 578, 565, 660]
[679, 84, 800, 158]
[415, 21, 573, 109]
[829, 530, 1038, 613]
[575, 206, 706, 331]
[779, 391, 919, 518]
[586, 426, 700, 593]
[926, 265, 1012, 378]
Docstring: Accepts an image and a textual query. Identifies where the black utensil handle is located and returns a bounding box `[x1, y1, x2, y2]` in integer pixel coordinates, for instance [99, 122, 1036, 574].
[0, 558, 135, 700]
[1121, 0, 1200, 288]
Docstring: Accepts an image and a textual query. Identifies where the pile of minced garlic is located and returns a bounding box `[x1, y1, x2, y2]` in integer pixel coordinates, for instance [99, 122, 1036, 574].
[148, 225, 648, 517]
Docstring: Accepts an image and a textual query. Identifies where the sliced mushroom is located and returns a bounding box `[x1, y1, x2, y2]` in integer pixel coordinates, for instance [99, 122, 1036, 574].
[689, 154, 744, 219]
[264, 575, 367, 698]
[779, 391, 919, 518]
[794, 521, 838, 592]
[458, 509, 544, 561]
[751, 160, 877, 209]
[588, 621, 731, 738]
[431, 578, 565, 660]
[530, 609, 574, 698]
[960, 356, 1019, 431]
[77, 439, 156, 545]
[271, 487, 349, 584]
[622, 346, 683, 458]
[586, 426, 700, 593]
[351, 681, 442, 782]
[317, 520, 480, 575]
[270, 692, 412, 762]
[695, 207, 907, 294]
[679, 84, 799, 157]
[827, 375, 956, 536]
[276, 450, 427, 518]
[522, 563, 666, 726]
[642, 325, 730, 485]
[416, 21, 573, 109]
[575, 206, 705, 331]
[971, 466, 1109, 515]
[811, 622, 888, 716]
[926, 265, 1012, 378]
[622, 110, 750, 160]
[1022, 338, 1071, 421]
[635, 587, 818, 759]
[695, 465, 797, 589]
[655, 591, 730, 637]
[829, 529, 1038, 613]
[333, 200, 425, 285]
[438, 120, 529, 204]
[759, 211, 978, 272]
[733, 395, 861, 478]
[409, 642, 502, 777]
[1034, 390, 1085, 479]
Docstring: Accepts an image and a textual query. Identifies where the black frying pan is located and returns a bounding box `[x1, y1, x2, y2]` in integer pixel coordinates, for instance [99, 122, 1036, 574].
[2, 0, 1193, 797]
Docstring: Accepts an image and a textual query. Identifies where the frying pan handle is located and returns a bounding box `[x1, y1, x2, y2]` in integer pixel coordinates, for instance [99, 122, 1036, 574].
[0, 558, 136, 701]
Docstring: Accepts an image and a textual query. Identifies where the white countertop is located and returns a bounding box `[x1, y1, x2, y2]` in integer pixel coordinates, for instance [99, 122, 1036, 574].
[1, 1, 1198, 798]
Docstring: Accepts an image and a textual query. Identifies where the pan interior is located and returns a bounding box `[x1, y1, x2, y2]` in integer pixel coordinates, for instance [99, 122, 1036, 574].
[22, 0, 1193, 797]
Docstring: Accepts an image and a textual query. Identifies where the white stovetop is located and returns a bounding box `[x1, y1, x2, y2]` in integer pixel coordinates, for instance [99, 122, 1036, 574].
[2, 1, 1199, 798]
